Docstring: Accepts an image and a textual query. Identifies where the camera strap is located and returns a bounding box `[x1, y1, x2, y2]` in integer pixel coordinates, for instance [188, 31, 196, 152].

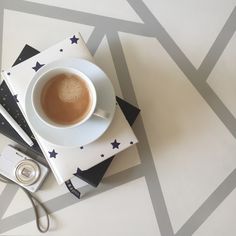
[0, 174, 50, 233]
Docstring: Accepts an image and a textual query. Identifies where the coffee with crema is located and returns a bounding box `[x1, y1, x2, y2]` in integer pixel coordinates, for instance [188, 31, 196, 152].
[40, 73, 92, 125]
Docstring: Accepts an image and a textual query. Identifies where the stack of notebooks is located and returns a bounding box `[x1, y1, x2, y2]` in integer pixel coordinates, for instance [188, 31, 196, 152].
[0, 36, 140, 190]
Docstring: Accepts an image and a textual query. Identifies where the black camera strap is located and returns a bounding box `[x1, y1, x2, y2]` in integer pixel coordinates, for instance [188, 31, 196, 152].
[0, 174, 50, 233]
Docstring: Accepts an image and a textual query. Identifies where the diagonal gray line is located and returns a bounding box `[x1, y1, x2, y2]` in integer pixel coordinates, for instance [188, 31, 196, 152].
[106, 31, 137, 106]
[0, 0, 19, 223]
[1, 0, 236, 235]
[127, 0, 236, 137]
[198, 7, 236, 81]
[2, 0, 153, 37]
[124, 1, 236, 235]
[86, 28, 106, 56]
[175, 168, 236, 236]
[0, 2, 149, 232]
[127, 1, 236, 235]
[127, 0, 199, 84]
[126, 0, 236, 141]
[107, 31, 174, 236]
[0, 184, 19, 219]
[0, 165, 143, 234]
[133, 116, 175, 236]
[195, 83, 236, 139]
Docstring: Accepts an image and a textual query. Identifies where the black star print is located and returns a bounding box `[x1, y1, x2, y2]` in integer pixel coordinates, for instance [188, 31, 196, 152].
[111, 139, 120, 149]
[60, 48, 63, 52]
[13, 94, 19, 103]
[7, 72, 11, 76]
[48, 149, 58, 158]
[32, 62, 45, 72]
[130, 141, 133, 145]
[70, 35, 79, 44]
[100, 154, 104, 157]
[80, 146, 84, 150]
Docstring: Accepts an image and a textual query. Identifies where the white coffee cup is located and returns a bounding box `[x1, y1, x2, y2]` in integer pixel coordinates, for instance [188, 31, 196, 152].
[31, 67, 109, 129]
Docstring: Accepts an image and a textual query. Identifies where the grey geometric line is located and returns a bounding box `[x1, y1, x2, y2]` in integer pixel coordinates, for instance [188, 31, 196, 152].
[198, 7, 236, 81]
[0, 165, 143, 234]
[194, 82, 236, 140]
[107, 31, 174, 236]
[175, 168, 236, 236]
[127, 0, 199, 84]
[128, 0, 236, 140]
[0, 184, 18, 219]
[3, 0, 152, 37]
[0, 0, 20, 224]
[133, 116, 175, 236]
[127, 0, 236, 136]
[126, 0, 236, 235]
[52, 2, 236, 236]
[106, 31, 137, 106]
[0, 1, 180, 235]
[0, 0, 235, 235]
[0, 2, 149, 232]
[129, 0, 236, 236]
[86, 27, 106, 56]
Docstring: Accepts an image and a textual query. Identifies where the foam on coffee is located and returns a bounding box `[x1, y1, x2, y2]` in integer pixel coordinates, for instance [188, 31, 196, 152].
[58, 75, 84, 102]
[40, 73, 92, 125]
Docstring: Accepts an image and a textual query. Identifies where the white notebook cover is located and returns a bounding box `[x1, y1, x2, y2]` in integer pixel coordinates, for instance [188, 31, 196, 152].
[2, 33, 138, 184]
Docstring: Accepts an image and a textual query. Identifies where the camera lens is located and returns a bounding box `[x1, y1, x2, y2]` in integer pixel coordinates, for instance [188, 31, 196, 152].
[15, 160, 41, 186]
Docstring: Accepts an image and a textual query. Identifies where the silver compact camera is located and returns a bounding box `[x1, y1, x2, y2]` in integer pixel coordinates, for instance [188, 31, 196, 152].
[0, 145, 49, 192]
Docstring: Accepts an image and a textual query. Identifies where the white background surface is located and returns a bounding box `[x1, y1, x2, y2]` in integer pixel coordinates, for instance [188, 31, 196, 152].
[0, 0, 236, 235]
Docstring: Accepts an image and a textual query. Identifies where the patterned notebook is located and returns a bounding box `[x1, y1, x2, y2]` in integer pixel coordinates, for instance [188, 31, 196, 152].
[2, 34, 139, 184]
[0, 45, 140, 187]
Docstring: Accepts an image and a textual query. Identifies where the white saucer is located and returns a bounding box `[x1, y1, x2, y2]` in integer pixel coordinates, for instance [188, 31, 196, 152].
[25, 58, 116, 147]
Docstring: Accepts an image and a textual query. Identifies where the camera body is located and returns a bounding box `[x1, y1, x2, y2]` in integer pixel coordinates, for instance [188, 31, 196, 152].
[0, 145, 49, 192]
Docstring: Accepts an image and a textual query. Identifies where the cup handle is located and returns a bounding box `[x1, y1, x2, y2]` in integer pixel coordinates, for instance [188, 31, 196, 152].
[93, 108, 110, 119]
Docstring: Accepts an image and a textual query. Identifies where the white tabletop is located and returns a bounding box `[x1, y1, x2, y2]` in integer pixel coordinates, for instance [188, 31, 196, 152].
[0, 0, 236, 235]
